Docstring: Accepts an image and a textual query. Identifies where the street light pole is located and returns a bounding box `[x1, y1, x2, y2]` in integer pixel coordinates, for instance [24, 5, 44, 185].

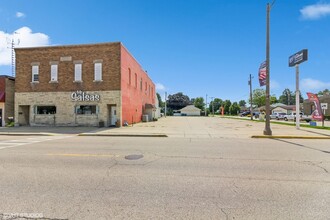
[264, 1, 275, 136]
[249, 74, 253, 121]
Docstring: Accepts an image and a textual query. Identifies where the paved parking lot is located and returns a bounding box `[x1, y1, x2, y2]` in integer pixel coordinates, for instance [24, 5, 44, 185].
[0, 117, 329, 219]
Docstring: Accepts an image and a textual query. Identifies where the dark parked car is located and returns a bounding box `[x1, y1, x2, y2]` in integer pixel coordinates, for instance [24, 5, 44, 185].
[240, 111, 250, 117]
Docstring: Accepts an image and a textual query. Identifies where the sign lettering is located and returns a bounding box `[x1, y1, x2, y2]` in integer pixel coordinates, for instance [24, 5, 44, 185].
[71, 91, 100, 102]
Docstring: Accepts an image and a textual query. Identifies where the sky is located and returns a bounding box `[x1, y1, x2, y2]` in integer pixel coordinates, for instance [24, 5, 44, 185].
[1, 0, 330, 103]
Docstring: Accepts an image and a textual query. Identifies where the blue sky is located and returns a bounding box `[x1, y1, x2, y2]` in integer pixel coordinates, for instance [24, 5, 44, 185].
[1, 0, 330, 103]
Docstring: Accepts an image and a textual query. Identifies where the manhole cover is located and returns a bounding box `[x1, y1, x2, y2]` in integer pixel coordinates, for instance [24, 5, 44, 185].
[125, 154, 144, 160]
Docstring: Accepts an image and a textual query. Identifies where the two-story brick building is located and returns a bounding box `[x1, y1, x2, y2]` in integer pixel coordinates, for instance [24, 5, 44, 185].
[0, 75, 15, 127]
[14, 42, 156, 127]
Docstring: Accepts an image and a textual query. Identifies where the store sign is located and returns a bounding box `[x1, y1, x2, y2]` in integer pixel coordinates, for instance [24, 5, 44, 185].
[289, 49, 308, 67]
[71, 91, 100, 102]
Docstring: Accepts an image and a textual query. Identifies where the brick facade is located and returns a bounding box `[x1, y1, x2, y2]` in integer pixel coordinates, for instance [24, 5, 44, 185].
[0, 76, 15, 126]
[14, 42, 155, 127]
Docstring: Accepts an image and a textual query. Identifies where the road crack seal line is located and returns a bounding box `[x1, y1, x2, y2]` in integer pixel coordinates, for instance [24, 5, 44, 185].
[300, 161, 329, 174]
[220, 208, 229, 220]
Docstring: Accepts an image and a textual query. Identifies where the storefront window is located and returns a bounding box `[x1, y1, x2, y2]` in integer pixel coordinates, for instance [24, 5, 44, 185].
[35, 106, 56, 114]
[75, 105, 97, 115]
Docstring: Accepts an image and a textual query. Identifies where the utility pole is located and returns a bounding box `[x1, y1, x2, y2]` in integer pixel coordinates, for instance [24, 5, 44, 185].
[205, 94, 208, 116]
[264, 1, 275, 135]
[164, 92, 167, 118]
[249, 74, 253, 120]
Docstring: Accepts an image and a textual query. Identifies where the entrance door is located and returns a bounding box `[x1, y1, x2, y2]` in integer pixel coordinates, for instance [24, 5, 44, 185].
[109, 106, 117, 126]
[18, 105, 30, 126]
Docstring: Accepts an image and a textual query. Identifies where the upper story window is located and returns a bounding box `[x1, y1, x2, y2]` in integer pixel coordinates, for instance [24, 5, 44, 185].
[32, 64, 39, 82]
[94, 60, 103, 82]
[50, 62, 58, 82]
[140, 78, 143, 91]
[128, 68, 131, 85]
[135, 73, 137, 88]
[74, 62, 83, 82]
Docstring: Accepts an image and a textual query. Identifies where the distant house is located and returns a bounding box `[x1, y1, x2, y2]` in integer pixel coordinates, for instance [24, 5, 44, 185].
[272, 105, 296, 114]
[179, 105, 201, 116]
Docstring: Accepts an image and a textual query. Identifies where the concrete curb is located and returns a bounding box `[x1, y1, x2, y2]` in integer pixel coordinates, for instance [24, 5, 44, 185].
[78, 133, 168, 137]
[251, 135, 330, 139]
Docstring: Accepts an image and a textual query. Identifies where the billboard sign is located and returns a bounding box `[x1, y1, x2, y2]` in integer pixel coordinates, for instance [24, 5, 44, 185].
[289, 49, 308, 67]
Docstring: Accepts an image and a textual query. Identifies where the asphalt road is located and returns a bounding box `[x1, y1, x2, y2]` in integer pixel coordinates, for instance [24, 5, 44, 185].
[0, 117, 329, 220]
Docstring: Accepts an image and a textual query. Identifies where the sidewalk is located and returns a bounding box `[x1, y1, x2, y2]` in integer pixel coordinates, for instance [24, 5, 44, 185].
[1, 117, 330, 139]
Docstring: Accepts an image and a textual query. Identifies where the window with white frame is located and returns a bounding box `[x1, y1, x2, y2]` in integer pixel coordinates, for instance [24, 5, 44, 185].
[50, 64, 58, 82]
[74, 63, 82, 81]
[94, 62, 102, 81]
[32, 65, 39, 82]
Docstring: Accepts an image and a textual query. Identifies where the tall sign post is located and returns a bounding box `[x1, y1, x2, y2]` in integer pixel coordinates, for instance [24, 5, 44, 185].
[289, 49, 308, 129]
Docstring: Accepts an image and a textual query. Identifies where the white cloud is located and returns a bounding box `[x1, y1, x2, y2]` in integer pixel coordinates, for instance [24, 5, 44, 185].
[16, 12, 25, 18]
[156, 83, 166, 91]
[0, 27, 50, 66]
[300, 3, 330, 20]
[301, 78, 330, 91]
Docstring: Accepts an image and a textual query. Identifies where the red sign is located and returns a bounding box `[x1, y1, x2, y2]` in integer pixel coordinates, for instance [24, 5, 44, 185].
[307, 92, 323, 121]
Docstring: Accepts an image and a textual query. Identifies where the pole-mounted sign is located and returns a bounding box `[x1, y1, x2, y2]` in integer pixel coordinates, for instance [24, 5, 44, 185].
[289, 49, 308, 130]
[289, 49, 308, 67]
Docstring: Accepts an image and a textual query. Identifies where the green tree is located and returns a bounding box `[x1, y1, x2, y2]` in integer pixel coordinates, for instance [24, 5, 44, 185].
[209, 98, 223, 114]
[318, 89, 330, 96]
[223, 100, 232, 115]
[251, 89, 266, 107]
[193, 97, 205, 110]
[239, 100, 246, 107]
[156, 93, 164, 108]
[229, 102, 240, 115]
[278, 88, 303, 105]
[270, 95, 278, 105]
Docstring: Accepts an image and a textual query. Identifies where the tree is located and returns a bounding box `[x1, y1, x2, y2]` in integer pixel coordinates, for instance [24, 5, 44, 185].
[279, 88, 293, 105]
[270, 95, 278, 105]
[193, 97, 205, 111]
[229, 102, 240, 115]
[167, 92, 191, 110]
[239, 100, 246, 107]
[318, 89, 330, 96]
[278, 88, 303, 105]
[156, 93, 164, 108]
[251, 89, 266, 107]
[223, 100, 231, 115]
[209, 98, 223, 113]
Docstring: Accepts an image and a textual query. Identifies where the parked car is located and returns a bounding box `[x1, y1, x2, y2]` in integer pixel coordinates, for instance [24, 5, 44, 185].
[240, 111, 250, 117]
[270, 112, 286, 120]
[283, 113, 312, 122]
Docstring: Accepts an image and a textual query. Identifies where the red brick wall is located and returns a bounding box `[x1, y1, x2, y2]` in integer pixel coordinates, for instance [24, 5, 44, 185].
[120, 45, 155, 124]
[15, 42, 121, 92]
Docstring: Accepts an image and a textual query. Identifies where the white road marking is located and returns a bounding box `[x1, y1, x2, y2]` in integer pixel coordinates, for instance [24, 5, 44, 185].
[0, 136, 72, 150]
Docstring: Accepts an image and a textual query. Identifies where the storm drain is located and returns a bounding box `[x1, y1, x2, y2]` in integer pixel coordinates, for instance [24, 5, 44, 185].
[125, 154, 144, 160]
